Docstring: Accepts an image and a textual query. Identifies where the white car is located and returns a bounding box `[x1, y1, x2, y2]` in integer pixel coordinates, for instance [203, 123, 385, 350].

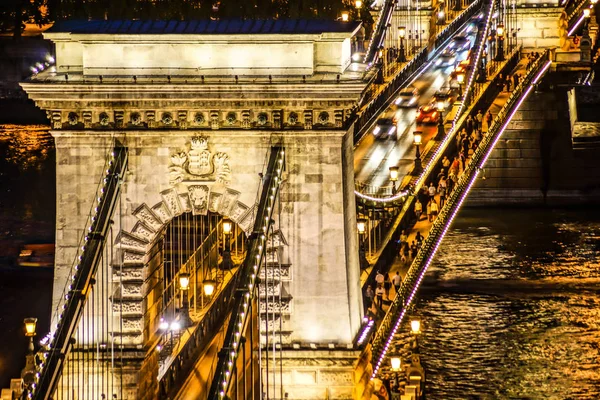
[394, 87, 420, 108]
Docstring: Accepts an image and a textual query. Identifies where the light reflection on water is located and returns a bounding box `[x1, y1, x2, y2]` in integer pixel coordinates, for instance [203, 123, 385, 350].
[419, 209, 600, 400]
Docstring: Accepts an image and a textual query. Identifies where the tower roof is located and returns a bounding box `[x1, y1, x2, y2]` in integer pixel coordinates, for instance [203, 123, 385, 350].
[46, 19, 361, 35]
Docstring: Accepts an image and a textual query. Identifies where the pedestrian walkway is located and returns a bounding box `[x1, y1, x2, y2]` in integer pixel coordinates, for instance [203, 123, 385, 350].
[364, 55, 532, 317]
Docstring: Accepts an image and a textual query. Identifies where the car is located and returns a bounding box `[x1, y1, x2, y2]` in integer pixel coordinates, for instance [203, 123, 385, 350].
[449, 35, 471, 51]
[432, 88, 454, 110]
[394, 86, 420, 107]
[435, 49, 457, 68]
[416, 105, 439, 124]
[372, 117, 398, 139]
[449, 60, 473, 88]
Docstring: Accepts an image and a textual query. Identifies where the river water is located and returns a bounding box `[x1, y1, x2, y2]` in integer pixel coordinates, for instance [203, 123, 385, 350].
[419, 208, 600, 400]
[2, 125, 600, 398]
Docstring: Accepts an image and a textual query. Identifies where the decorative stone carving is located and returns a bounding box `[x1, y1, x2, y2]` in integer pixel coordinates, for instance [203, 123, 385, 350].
[121, 250, 145, 266]
[210, 110, 219, 129]
[188, 185, 210, 215]
[303, 110, 313, 129]
[146, 111, 156, 128]
[334, 109, 344, 128]
[132, 204, 162, 232]
[288, 112, 299, 125]
[114, 110, 124, 127]
[257, 112, 268, 126]
[219, 188, 240, 215]
[273, 110, 282, 129]
[115, 231, 149, 251]
[113, 266, 144, 282]
[68, 112, 79, 126]
[178, 193, 192, 213]
[111, 300, 142, 315]
[51, 111, 62, 129]
[208, 191, 223, 213]
[226, 112, 237, 125]
[229, 201, 249, 223]
[131, 112, 142, 126]
[82, 111, 92, 128]
[168, 136, 231, 185]
[319, 371, 353, 385]
[194, 112, 205, 125]
[130, 221, 155, 242]
[318, 111, 330, 124]
[242, 110, 251, 129]
[160, 188, 183, 217]
[151, 201, 172, 223]
[99, 112, 110, 126]
[237, 204, 256, 234]
[162, 112, 173, 125]
[177, 110, 188, 129]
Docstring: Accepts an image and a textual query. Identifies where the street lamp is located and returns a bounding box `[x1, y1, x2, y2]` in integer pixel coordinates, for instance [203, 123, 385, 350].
[411, 318, 421, 353]
[437, 6, 446, 25]
[21, 318, 38, 392]
[357, 218, 369, 269]
[456, 72, 465, 99]
[436, 101, 445, 140]
[389, 166, 399, 194]
[495, 23, 505, 61]
[390, 356, 402, 371]
[222, 218, 233, 270]
[412, 131, 423, 175]
[341, 11, 349, 22]
[203, 279, 216, 296]
[398, 27, 407, 62]
[179, 272, 191, 328]
[355, 0, 363, 8]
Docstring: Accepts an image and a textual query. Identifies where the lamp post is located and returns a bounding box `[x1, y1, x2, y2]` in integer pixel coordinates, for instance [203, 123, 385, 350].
[390, 356, 402, 394]
[222, 218, 233, 270]
[411, 318, 421, 351]
[341, 11, 349, 22]
[355, 0, 363, 8]
[179, 272, 191, 328]
[437, 5, 446, 26]
[357, 218, 369, 269]
[584, 8, 591, 35]
[412, 131, 423, 175]
[389, 166, 399, 194]
[435, 101, 446, 140]
[203, 279, 216, 297]
[21, 318, 37, 392]
[398, 26, 406, 63]
[495, 23, 505, 61]
[456, 72, 465, 99]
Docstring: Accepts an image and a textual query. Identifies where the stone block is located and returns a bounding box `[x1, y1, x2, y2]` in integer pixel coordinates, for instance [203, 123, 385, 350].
[305, 174, 324, 183]
[294, 370, 317, 385]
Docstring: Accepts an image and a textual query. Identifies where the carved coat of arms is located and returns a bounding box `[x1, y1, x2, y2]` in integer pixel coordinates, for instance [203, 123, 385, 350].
[169, 136, 232, 186]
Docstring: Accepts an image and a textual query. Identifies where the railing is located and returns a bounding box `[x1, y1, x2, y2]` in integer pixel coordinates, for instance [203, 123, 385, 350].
[31, 141, 128, 399]
[566, 0, 589, 24]
[352, 0, 484, 145]
[364, 0, 398, 66]
[208, 146, 285, 399]
[368, 49, 552, 377]
[159, 267, 242, 397]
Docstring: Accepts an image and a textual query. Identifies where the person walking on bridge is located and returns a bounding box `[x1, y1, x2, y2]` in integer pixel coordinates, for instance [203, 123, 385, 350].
[414, 199, 423, 221]
[475, 110, 483, 130]
[392, 271, 401, 295]
[486, 111, 493, 131]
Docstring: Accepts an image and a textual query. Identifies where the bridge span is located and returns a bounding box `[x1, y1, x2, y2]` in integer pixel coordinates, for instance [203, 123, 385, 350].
[8, 0, 598, 398]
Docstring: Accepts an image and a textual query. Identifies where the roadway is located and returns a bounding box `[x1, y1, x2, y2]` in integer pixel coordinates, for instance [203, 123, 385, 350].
[353, 21, 480, 192]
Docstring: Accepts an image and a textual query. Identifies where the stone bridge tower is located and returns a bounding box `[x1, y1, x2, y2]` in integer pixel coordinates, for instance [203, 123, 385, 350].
[22, 19, 366, 398]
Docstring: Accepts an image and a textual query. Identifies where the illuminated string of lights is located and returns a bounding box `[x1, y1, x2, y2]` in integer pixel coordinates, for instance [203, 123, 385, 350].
[370, 50, 551, 378]
[30, 54, 55, 75]
[212, 147, 286, 399]
[30, 141, 127, 398]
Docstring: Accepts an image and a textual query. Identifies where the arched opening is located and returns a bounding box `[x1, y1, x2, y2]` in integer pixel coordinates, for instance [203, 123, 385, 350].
[143, 211, 246, 346]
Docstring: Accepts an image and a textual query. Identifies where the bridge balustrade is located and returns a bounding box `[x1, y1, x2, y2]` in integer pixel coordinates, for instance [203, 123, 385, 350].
[368, 49, 552, 377]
